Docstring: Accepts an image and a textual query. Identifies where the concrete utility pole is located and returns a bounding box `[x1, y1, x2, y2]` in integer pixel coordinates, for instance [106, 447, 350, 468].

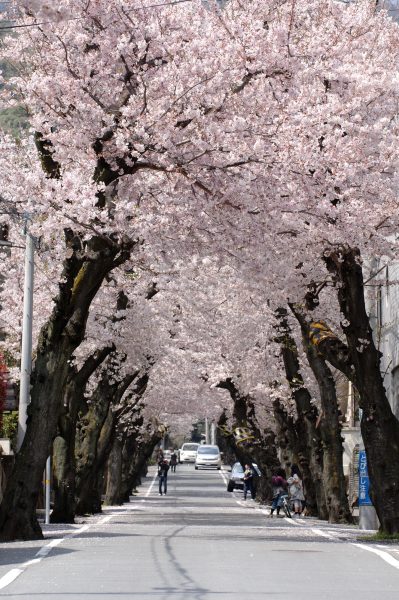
[205, 417, 210, 444]
[17, 227, 34, 451]
[45, 456, 51, 525]
[211, 422, 216, 445]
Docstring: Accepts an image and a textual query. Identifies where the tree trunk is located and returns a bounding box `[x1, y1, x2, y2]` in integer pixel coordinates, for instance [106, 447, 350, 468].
[104, 436, 123, 506]
[277, 311, 328, 519]
[216, 378, 280, 502]
[272, 399, 301, 478]
[290, 305, 352, 523]
[121, 427, 163, 501]
[75, 369, 136, 515]
[51, 346, 113, 523]
[0, 233, 132, 541]
[324, 246, 399, 533]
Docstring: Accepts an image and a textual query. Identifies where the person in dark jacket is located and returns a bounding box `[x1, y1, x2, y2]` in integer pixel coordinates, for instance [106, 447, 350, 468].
[158, 459, 169, 496]
[170, 451, 178, 472]
[270, 475, 287, 516]
[243, 464, 256, 500]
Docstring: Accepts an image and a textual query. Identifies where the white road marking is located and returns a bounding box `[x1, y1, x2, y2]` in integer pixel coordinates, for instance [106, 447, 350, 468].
[218, 470, 228, 485]
[0, 513, 115, 590]
[145, 470, 159, 497]
[311, 528, 336, 540]
[0, 569, 24, 590]
[353, 543, 399, 570]
[285, 517, 302, 526]
[97, 516, 113, 525]
[21, 559, 42, 568]
[36, 538, 63, 557]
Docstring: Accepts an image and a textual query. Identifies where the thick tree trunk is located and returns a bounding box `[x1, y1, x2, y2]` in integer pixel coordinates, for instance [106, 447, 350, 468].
[272, 399, 301, 476]
[104, 436, 123, 506]
[120, 430, 161, 501]
[277, 311, 328, 519]
[51, 346, 114, 523]
[0, 233, 132, 541]
[216, 379, 280, 502]
[75, 370, 136, 515]
[52, 435, 76, 524]
[290, 305, 352, 523]
[324, 246, 399, 533]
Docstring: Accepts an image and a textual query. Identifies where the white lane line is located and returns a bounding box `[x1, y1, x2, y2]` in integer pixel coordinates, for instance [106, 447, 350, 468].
[36, 538, 63, 557]
[0, 514, 114, 591]
[97, 516, 113, 525]
[352, 543, 399, 570]
[284, 517, 302, 526]
[311, 528, 336, 540]
[21, 559, 42, 568]
[218, 470, 228, 485]
[0, 569, 24, 590]
[145, 470, 159, 497]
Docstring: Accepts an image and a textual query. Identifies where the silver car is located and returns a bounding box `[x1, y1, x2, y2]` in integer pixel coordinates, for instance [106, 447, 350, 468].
[195, 445, 222, 470]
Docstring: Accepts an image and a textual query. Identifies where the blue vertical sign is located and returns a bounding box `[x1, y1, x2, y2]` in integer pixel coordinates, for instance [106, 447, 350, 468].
[359, 450, 372, 506]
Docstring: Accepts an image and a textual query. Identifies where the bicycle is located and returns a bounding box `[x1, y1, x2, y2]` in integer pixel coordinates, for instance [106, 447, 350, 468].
[279, 494, 292, 518]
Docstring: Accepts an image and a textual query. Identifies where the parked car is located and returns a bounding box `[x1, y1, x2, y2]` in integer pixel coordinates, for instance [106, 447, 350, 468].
[179, 443, 200, 463]
[226, 462, 261, 492]
[195, 445, 222, 470]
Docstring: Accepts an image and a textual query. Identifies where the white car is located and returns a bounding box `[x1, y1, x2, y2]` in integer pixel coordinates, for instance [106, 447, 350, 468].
[195, 445, 222, 470]
[179, 443, 200, 463]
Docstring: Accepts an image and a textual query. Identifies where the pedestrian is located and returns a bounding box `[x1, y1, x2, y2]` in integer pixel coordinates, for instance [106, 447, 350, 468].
[157, 447, 164, 462]
[158, 458, 169, 496]
[170, 451, 177, 473]
[288, 474, 305, 516]
[270, 475, 287, 517]
[243, 463, 256, 500]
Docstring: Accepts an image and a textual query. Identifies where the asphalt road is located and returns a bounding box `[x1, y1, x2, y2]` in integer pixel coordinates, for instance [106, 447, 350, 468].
[1, 464, 399, 599]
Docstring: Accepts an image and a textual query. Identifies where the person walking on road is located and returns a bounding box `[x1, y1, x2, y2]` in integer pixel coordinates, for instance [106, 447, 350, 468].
[158, 458, 170, 496]
[243, 464, 255, 500]
[287, 474, 305, 516]
[170, 451, 177, 472]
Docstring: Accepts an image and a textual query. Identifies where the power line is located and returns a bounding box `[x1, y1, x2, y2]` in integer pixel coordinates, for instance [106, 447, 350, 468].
[0, 0, 195, 31]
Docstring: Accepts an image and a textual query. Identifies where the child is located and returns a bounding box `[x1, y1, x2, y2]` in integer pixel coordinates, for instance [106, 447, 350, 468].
[270, 475, 286, 516]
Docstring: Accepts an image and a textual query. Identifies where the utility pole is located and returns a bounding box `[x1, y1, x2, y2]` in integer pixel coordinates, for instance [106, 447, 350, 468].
[211, 422, 216, 445]
[17, 226, 34, 451]
[45, 456, 51, 525]
[205, 417, 210, 444]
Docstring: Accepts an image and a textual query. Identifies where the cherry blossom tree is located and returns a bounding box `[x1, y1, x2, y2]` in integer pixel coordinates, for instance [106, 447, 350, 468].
[1, 0, 399, 537]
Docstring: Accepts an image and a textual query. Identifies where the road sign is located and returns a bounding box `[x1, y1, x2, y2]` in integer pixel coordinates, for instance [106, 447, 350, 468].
[359, 449, 372, 506]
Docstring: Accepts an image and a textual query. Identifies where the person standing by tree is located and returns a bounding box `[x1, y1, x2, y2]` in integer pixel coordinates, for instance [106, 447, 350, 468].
[288, 474, 305, 517]
[243, 464, 255, 501]
[158, 458, 169, 496]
